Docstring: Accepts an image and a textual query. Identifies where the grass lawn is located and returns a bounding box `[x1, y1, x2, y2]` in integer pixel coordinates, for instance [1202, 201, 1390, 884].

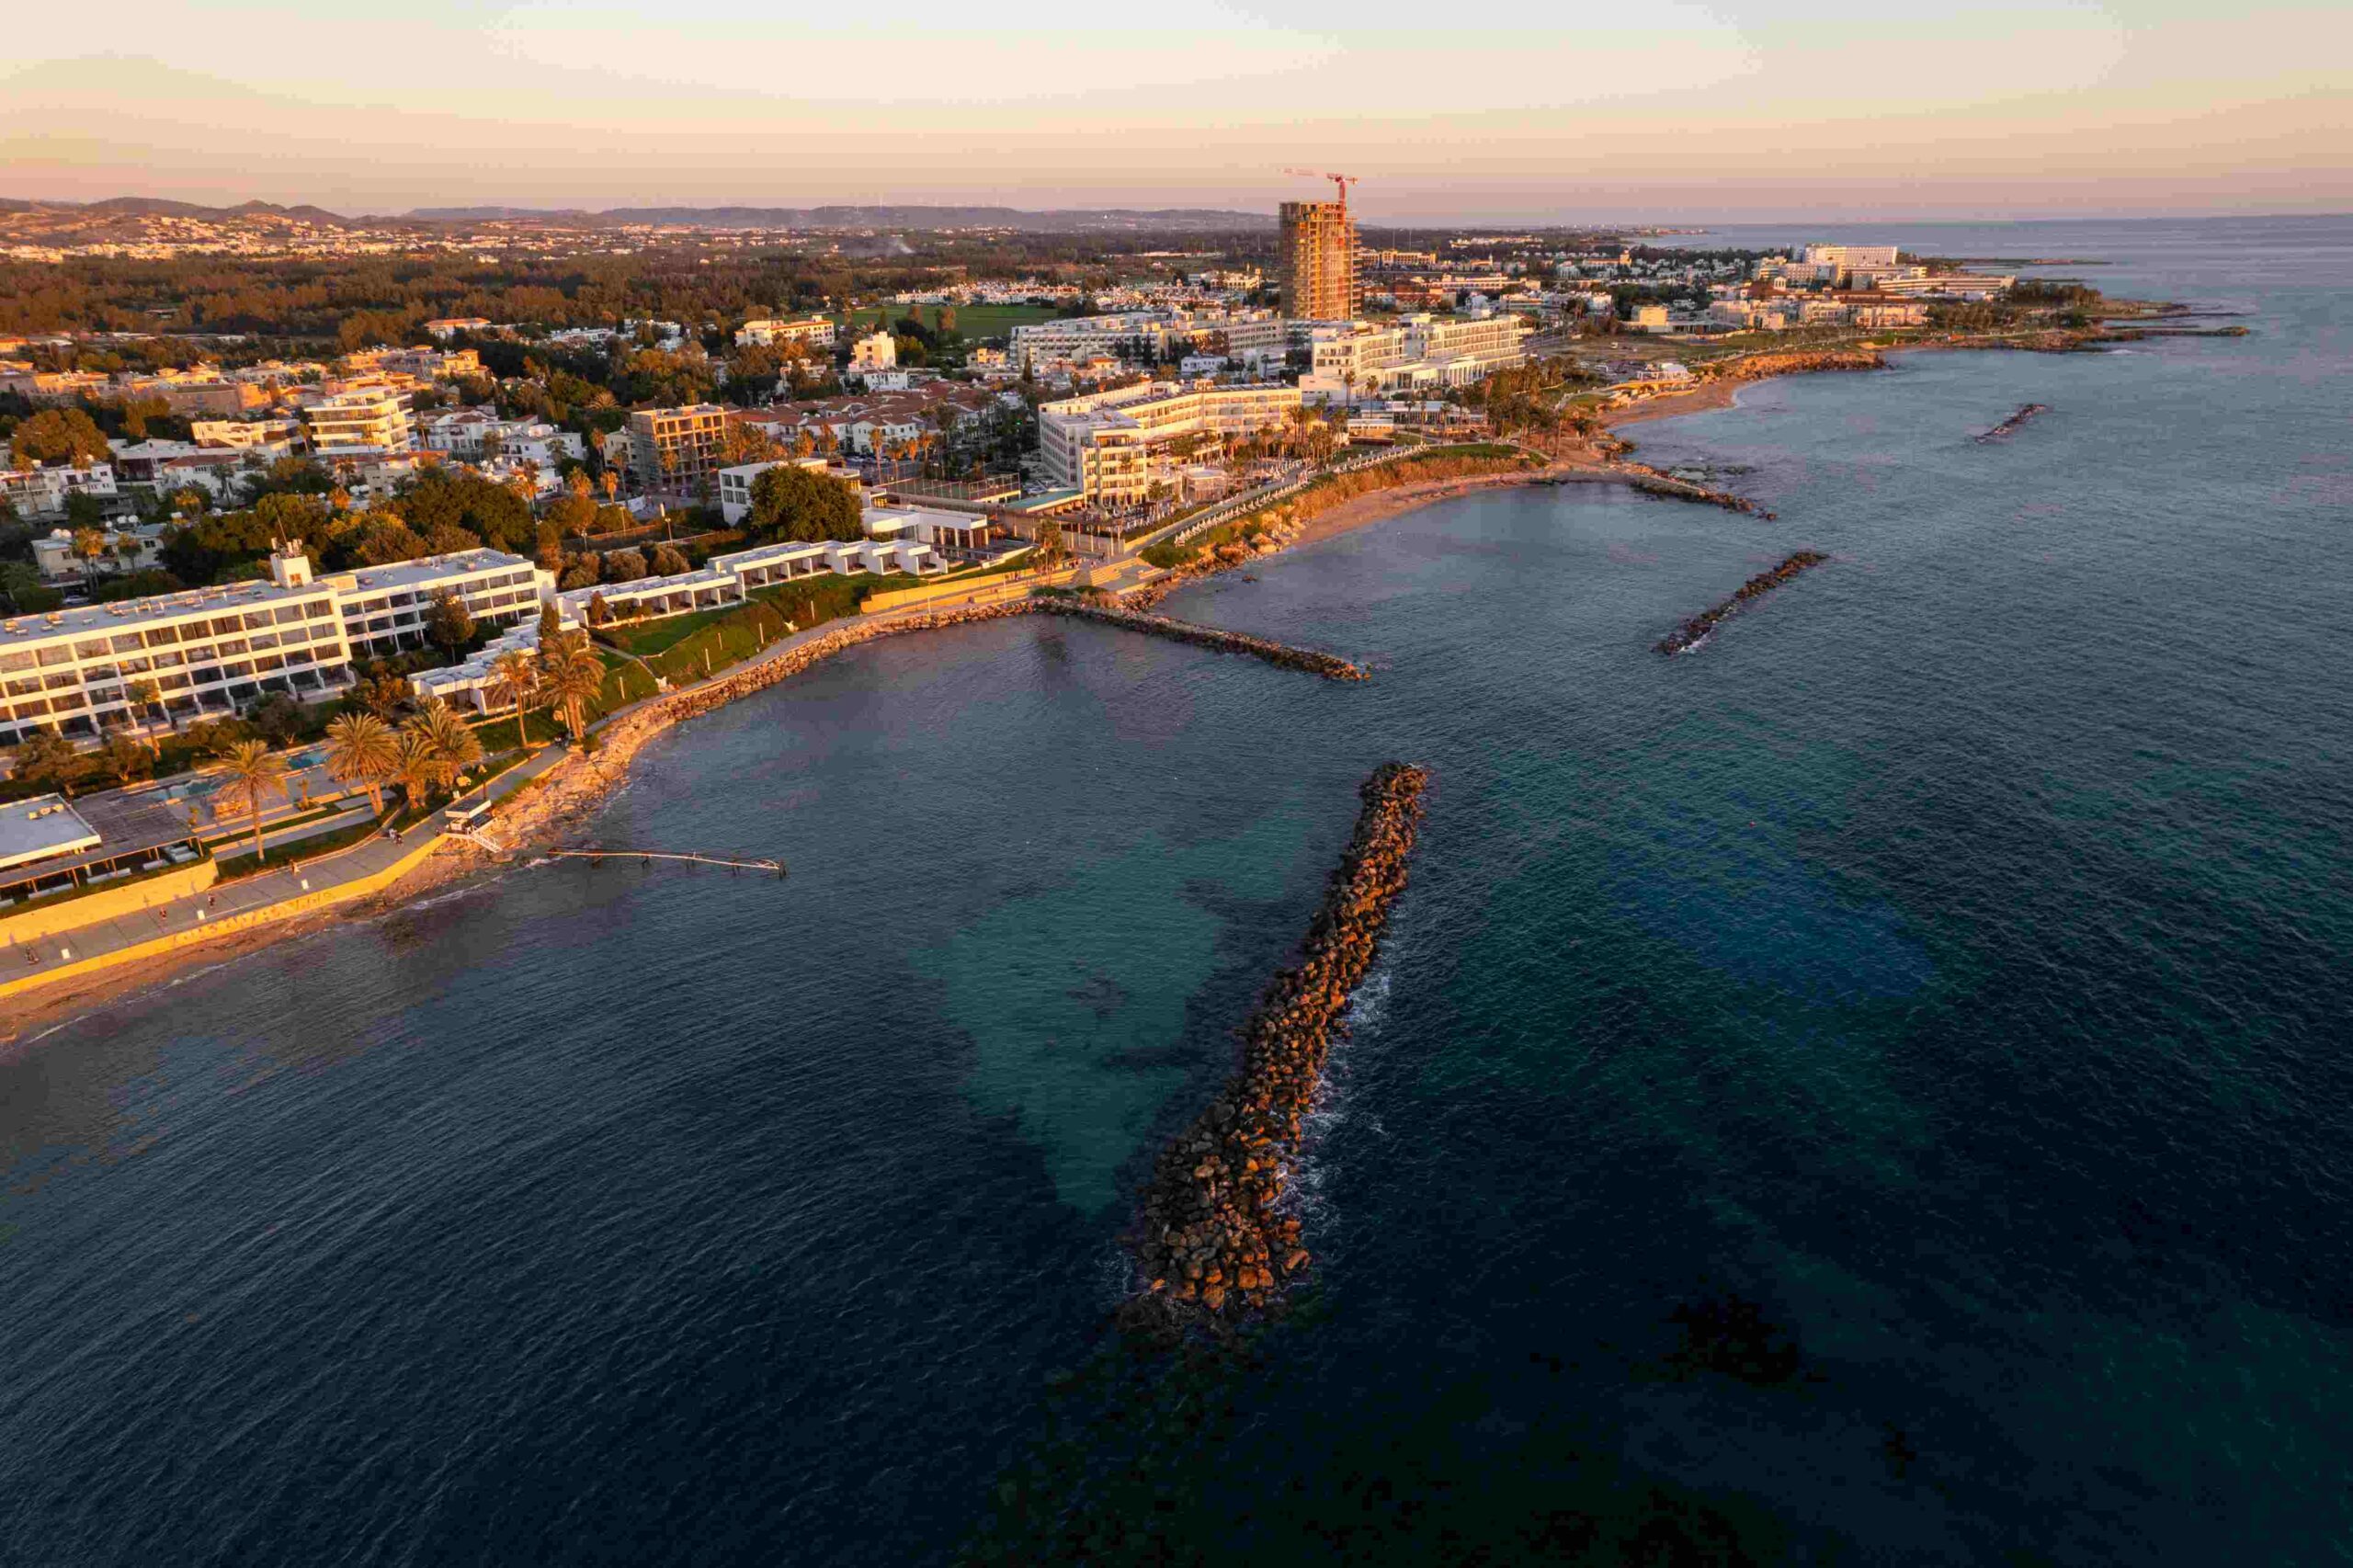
[839, 302, 1061, 340]
[601, 606, 739, 658]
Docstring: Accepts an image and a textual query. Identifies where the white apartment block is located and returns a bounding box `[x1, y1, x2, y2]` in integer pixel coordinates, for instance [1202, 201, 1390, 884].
[0, 546, 549, 747]
[304, 384, 415, 457]
[1038, 381, 1302, 504]
[735, 316, 837, 350]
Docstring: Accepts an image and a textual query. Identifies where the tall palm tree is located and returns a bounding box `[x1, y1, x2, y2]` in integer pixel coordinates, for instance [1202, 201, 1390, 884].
[389, 730, 442, 812]
[487, 649, 540, 754]
[537, 631, 607, 749]
[404, 699, 483, 791]
[213, 739, 290, 865]
[324, 711, 399, 817]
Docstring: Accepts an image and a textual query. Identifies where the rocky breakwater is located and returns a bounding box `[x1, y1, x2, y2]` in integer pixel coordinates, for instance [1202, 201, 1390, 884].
[1975, 403, 2049, 442]
[1655, 551, 1830, 656]
[1040, 598, 1369, 681]
[1626, 469, 1776, 519]
[1126, 762, 1430, 1327]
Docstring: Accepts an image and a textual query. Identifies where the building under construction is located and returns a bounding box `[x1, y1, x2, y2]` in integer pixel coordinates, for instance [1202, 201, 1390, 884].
[1278, 200, 1358, 322]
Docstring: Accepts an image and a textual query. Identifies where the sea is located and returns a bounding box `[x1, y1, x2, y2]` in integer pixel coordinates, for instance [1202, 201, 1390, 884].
[3, 216, 2348, 1564]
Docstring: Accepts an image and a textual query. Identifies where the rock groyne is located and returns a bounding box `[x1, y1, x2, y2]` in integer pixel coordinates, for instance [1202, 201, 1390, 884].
[1125, 762, 1430, 1326]
[1975, 403, 2049, 442]
[1654, 551, 1830, 656]
[1628, 471, 1776, 519]
[1039, 599, 1369, 681]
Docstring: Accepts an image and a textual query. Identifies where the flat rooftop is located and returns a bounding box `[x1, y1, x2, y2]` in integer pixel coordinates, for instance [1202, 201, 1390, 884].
[0, 575, 327, 652]
[0, 786, 204, 889]
[0, 795, 101, 873]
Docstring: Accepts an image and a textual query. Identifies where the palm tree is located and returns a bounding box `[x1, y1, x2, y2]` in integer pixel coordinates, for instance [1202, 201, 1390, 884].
[213, 739, 290, 865]
[324, 711, 399, 817]
[488, 648, 540, 753]
[537, 631, 607, 749]
[389, 730, 442, 812]
[71, 527, 108, 588]
[404, 699, 483, 791]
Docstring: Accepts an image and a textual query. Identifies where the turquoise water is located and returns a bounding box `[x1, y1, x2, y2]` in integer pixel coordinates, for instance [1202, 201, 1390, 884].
[3, 217, 2348, 1562]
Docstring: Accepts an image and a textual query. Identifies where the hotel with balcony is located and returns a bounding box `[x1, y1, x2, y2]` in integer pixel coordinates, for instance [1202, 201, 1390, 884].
[1038, 381, 1303, 506]
[0, 546, 549, 748]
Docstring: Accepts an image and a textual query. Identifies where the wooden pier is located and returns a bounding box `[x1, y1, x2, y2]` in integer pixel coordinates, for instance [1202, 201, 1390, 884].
[549, 848, 786, 876]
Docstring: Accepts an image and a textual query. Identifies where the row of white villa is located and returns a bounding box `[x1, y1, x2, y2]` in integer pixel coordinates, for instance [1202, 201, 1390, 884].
[409, 497, 1005, 712]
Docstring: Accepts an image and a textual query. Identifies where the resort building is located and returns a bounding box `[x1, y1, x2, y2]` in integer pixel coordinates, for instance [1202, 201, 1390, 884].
[1278, 201, 1358, 322]
[623, 403, 728, 497]
[1299, 313, 1530, 403]
[1038, 381, 1303, 505]
[0, 545, 547, 748]
[0, 790, 208, 910]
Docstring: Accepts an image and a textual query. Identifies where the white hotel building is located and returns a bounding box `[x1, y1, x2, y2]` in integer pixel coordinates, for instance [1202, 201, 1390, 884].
[0, 547, 548, 749]
[1299, 313, 1531, 404]
[1038, 381, 1303, 505]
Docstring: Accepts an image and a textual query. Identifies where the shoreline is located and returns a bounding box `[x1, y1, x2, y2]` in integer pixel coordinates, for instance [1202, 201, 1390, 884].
[4, 315, 2195, 1046]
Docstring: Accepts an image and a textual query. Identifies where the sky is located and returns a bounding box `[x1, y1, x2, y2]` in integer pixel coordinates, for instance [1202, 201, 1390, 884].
[4, 0, 2347, 222]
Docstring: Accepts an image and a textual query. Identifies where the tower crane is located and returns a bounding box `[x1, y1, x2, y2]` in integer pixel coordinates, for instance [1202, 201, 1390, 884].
[1281, 169, 1358, 210]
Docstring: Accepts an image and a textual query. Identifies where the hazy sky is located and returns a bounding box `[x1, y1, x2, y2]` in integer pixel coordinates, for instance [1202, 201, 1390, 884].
[5, 0, 2347, 221]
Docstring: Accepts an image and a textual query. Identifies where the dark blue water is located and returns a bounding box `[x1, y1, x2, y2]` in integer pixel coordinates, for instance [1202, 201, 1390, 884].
[5, 217, 2350, 1564]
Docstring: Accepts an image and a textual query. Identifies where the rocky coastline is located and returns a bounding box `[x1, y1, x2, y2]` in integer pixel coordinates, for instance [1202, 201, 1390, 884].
[1124, 762, 1430, 1328]
[1654, 551, 1831, 656]
[1041, 599, 1369, 681]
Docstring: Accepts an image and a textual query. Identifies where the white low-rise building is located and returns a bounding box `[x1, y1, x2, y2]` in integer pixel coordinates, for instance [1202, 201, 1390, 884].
[1039, 381, 1302, 505]
[0, 462, 119, 521]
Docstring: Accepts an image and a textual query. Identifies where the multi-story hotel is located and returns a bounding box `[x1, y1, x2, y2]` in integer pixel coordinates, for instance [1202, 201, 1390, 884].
[624, 403, 728, 496]
[1278, 201, 1358, 322]
[303, 384, 415, 458]
[1038, 381, 1302, 505]
[0, 546, 547, 748]
[1299, 313, 1530, 402]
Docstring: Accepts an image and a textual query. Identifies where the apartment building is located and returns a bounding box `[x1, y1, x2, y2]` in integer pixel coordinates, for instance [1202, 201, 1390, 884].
[304, 383, 415, 458]
[624, 403, 728, 496]
[734, 316, 837, 350]
[1279, 201, 1358, 321]
[848, 332, 898, 372]
[1038, 381, 1302, 505]
[0, 463, 119, 521]
[0, 546, 548, 748]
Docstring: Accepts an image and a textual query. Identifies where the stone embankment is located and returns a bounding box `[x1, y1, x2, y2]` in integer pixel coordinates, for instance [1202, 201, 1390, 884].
[1655, 551, 1830, 656]
[1976, 403, 2049, 442]
[1126, 762, 1430, 1325]
[490, 599, 1362, 850]
[1040, 599, 1369, 681]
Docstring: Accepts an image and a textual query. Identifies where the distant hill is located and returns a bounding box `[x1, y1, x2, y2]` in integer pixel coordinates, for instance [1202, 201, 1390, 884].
[18, 197, 356, 225]
[410, 204, 1273, 233]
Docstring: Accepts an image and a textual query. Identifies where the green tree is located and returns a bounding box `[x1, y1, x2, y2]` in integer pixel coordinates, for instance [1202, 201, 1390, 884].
[536, 631, 607, 748]
[10, 731, 84, 791]
[9, 408, 111, 468]
[0, 561, 62, 613]
[324, 710, 399, 816]
[403, 699, 483, 792]
[649, 542, 690, 575]
[212, 739, 290, 864]
[488, 648, 540, 754]
[746, 463, 862, 542]
[425, 589, 475, 657]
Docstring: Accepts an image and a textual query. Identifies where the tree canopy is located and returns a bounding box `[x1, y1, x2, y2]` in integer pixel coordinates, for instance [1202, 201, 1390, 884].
[746, 464, 862, 543]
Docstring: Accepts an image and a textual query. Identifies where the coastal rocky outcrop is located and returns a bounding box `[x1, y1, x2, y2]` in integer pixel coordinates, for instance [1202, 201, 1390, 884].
[1654, 551, 1830, 655]
[1124, 763, 1430, 1327]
